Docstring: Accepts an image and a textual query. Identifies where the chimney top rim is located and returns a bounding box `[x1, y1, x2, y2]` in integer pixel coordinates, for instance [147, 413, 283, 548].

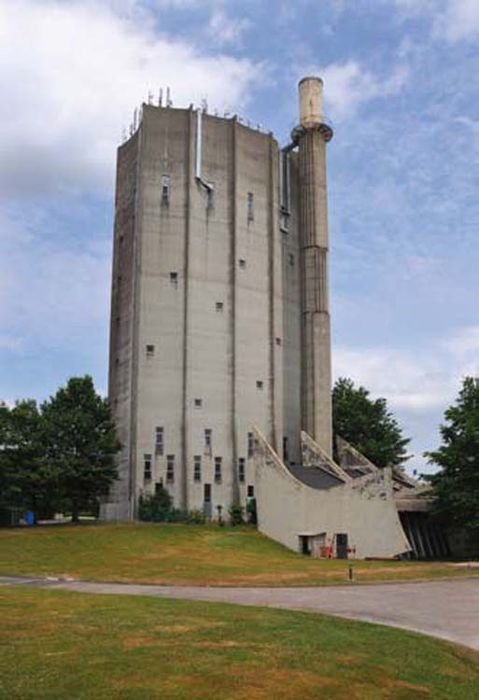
[298, 76, 324, 87]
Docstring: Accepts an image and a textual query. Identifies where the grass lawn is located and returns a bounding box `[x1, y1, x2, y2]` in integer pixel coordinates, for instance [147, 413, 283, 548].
[0, 523, 476, 586]
[1, 585, 477, 700]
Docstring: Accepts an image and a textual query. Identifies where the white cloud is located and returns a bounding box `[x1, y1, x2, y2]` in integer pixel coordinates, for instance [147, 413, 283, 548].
[333, 346, 448, 412]
[444, 325, 479, 360]
[208, 8, 251, 46]
[0, 0, 263, 199]
[396, 0, 479, 42]
[435, 0, 479, 41]
[319, 61, 408, 119]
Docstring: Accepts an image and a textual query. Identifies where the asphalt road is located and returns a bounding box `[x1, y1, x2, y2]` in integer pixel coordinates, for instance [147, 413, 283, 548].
[1, 575, 478, 650]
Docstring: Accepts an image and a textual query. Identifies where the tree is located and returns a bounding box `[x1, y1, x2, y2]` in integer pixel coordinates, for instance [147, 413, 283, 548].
[425, 377, 479, 535]
[0, 400, 58, 521]
[332, 377, 410, 468]
[41, 376, 120, 522]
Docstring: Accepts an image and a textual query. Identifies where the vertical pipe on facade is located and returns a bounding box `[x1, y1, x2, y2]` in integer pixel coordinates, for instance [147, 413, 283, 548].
[230, 119, 239, 504]
[267, 136, 277, 450]
[181, 109, 195, 511]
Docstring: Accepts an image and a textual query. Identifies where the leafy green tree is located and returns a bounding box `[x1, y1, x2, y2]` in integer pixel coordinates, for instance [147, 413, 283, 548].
[332, 377, 410, 468]
[41, 376, 120, 522]
[0, 400, 58, 520]
[425, 377, 479, 535]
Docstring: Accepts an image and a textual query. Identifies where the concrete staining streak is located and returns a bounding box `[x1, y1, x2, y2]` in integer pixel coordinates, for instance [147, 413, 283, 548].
[1, 576, 478, 651]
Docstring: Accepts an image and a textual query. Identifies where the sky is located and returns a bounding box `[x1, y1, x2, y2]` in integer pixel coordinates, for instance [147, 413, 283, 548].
[0, 0, 478, 473]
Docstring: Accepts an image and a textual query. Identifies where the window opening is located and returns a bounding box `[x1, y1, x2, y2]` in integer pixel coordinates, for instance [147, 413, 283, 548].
[161, 175, 170, 204]
[155, 426, 164, 455]
[214, 457, 222, 484]
[289, 253, 295, 266]
[247, 485, 255, 498]
[170, 271, 178, 284]
[194, 456, 202, 482]
[247, 192, 254, 222]
[256, 380, 264, 390]
[247, 432, 254, 458]
[166, 455, 175, 483]
[146, 344, 155, 357]
[275, 337, 282, 346]
[144, 454, 152, 482]
[215, 301, 224, 312]
[238, 458, 245, 483]
[239, 259, 246, 269]
[204, 428, 212, 455]
[194, 398, 202, 408]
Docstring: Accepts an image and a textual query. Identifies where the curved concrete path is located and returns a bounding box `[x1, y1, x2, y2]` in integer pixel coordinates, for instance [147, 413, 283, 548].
[1, 575, 478, 651]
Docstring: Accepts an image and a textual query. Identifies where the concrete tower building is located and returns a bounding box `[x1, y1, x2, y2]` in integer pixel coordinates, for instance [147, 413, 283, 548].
[103, 78, 334, 520]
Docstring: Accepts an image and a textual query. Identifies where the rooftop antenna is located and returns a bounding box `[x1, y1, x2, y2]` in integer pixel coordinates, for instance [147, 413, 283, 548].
[257, 123, 261, 131]
[158, 88, 163, 107]
[166, 87, 172, 107]
[122, 126, 127, 142]
[148, 91, 153, 105]
[133, 108, 138, 131]
[214, 108, 219, 117]
[129, 122, 134, 136]
[201, 97, 208, 113]
[224, 110, 230, 118]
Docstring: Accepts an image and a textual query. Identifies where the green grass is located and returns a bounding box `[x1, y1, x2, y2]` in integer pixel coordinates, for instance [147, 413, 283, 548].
[0, 585, 477, 699]
[0, 523, 475, 586]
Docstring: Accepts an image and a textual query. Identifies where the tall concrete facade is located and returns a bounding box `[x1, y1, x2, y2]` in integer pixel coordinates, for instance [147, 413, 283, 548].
[103, 78, 333, 520]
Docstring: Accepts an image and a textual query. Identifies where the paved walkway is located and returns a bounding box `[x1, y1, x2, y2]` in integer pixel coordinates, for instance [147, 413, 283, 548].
[1, 575, 478, 650]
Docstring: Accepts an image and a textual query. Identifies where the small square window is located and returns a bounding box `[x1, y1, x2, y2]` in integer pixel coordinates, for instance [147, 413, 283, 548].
[247, 485, 255, 498]
[215, 302, 224, 312]
[256, 380, 263, 390]
[170, 272, 178, 283]
[275, 337, 282, 346]
[194, 398, 202, 408]
[289, 253, 295, 266]
[146, 344, 155, 357]
[239, 259, 246, 269]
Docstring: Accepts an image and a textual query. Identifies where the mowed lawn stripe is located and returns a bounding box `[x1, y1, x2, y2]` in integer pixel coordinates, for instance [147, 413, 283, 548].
[0, 523, 474, 586]
[1, 585, 478, 700]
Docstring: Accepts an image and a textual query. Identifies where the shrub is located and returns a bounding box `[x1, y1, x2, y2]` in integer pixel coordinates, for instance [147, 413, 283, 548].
[187, 509, 206, 525]
[228, 502, 244, 526]
[138, 486, 172, 522]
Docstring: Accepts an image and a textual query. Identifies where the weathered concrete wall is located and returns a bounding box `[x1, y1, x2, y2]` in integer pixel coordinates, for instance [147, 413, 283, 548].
[254, 429, 411, 559]
[105, 105, 288, 518]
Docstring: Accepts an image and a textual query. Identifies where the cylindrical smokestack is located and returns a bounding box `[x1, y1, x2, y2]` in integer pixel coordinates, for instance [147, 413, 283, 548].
[294, 76, 333, 456]
[299, 76, 324, 127]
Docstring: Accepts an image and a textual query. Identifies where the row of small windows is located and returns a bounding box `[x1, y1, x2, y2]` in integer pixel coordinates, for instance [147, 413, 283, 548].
[146, 453, 250, 485]
[160, 174, 255, 223]
[154, 428, 254, 454]
[146, 430, 255, 476]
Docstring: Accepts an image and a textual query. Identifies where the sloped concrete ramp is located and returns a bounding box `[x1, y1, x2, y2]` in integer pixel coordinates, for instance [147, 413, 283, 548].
[1, 576, 478, 651]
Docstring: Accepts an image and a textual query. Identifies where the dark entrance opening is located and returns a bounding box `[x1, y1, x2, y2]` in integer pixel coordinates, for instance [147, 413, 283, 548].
[336, 533, 348, 559]
[203, 483, 212, 519]
[299, 535, 311, 556]
[283, 437, 289, 463]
